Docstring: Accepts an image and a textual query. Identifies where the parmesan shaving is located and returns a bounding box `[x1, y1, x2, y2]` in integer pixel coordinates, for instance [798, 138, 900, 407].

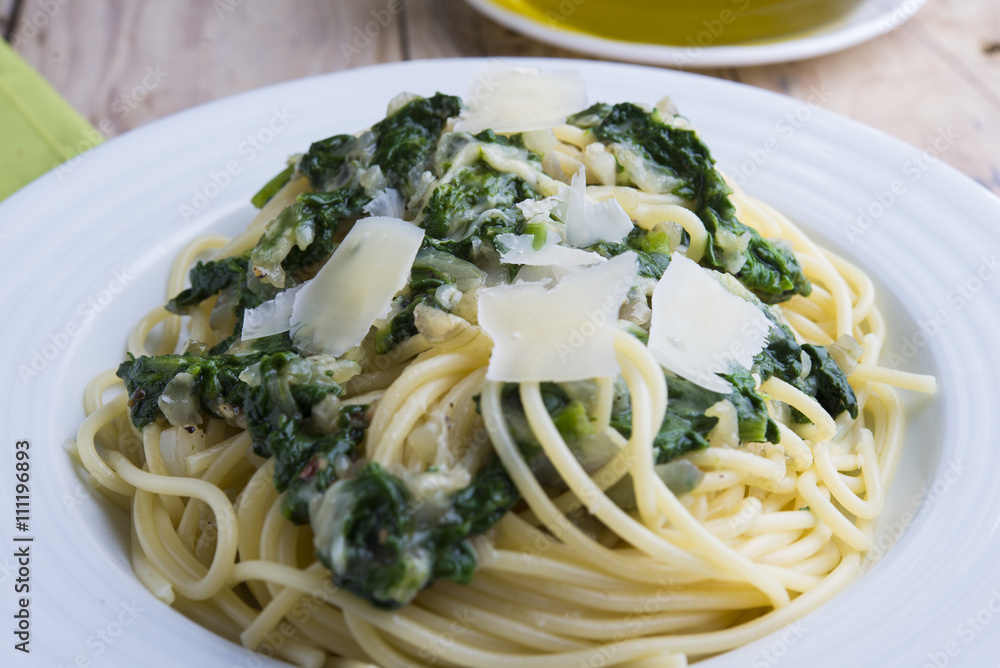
[290, 217, 424, 356]
[648, 253, 772, 393]
[240, 284, 303, 341]
[496, 233, 606, 267]
[479, 253, 638, 383]
[455, 65, 587, 134]
[562, 167, 633, 247]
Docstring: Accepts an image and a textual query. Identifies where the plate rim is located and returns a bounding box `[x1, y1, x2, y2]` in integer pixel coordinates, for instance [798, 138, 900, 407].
[464, 0, 930, 67]
[1, 56, 998, 668]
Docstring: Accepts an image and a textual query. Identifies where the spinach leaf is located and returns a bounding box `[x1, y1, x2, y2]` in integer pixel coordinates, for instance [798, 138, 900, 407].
[118, 348, 346, 492]
[283, 189, 372, 271]
[298, 135, 357, 191]
[495, 383, 608, 491]
[476, 129, 543, 168]
[419, 163, 537, 240]
[314, 463, 429, 608]
[117, 353, 251, 430]
[499, 382, 592, 460]
[251, 164, 295, 209]
[170, 187, 369, 344]
[755, 321, 859, 422]
[372, 93, 462, 198]
[242, 352, 344, 489]
[166, 252, 255, 313]
[797, 344, 858, 421]
[610, 370, 777, 464]
[314, 458, 518, 610]
[250, 188, 371, 286]
[119, 344, 521, 612]
[725, 370, 780, 443]
[374, 263, 453, 354]
[589, 227, 673, 279]
[281, 404, 370, 524]
[584, 103, 811, 303]
[447, 456, 521, 536]
[566, 103, 613, 129]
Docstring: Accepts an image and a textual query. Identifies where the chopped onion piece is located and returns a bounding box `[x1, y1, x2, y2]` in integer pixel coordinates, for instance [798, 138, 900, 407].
[479, 253, 638, 383]
[240, 284, 303, 341]
[359, 165, 387, 196]
[312, 395, 343, 434]
[553, 124, 592, 148]
[516, 196, 559, 220]
[455, 65, 587, 134]
[407, 170, 437, 212]
[414, 248, 486, 292]
[413, 303, 470, 343]
[583, 143, 617, 186]
[435, 284, 463, 311]
[655, 459, 704, 496]
[609, 142, 681, 194]
[542, 151, 572, 183]
[799, 350, 813, 380]
[387, 91, 421, 116]
[514, 264, 583, 285]
[827, 334, 863, 375]
[562, 167, 633, 247]
[521, 129, 558, 157]
[706, 400, 740, 448]
[620, 291, 652, 326]
[157, 372, 203, 427]
[363, 188, 406, 219]
[648, 253, 772, 393]
[716, 228, 751, 274]
[655, 95, 679, 118]
[496, 233, 606, 267]
[291, 217, 424, 356]
[159, 425, 206, 478]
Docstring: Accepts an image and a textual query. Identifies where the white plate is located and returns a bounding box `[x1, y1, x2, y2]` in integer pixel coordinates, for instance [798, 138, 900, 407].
[466, 0, 929, 67]
[0, 58, 997, 667]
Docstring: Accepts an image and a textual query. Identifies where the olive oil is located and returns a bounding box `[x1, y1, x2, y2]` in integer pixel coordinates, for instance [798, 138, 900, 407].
[495, 0, 865, 46]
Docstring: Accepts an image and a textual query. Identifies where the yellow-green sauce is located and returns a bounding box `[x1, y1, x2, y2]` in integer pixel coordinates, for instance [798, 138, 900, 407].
[494, 0, 865, 46]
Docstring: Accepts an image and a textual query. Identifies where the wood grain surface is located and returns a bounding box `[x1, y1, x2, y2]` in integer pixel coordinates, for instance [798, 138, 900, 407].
[1, 0, 18, 39]
[6, 0, 1000, 194]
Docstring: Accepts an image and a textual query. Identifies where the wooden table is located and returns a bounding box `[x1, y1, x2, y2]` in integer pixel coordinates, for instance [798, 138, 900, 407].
[3, 0, 999, 196]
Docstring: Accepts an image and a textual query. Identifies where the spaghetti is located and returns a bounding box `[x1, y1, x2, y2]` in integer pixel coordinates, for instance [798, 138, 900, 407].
[75, 80, 934, 668]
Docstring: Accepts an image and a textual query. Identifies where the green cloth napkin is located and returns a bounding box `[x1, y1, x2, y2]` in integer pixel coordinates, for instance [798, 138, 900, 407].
[0, 38, 98, 200]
